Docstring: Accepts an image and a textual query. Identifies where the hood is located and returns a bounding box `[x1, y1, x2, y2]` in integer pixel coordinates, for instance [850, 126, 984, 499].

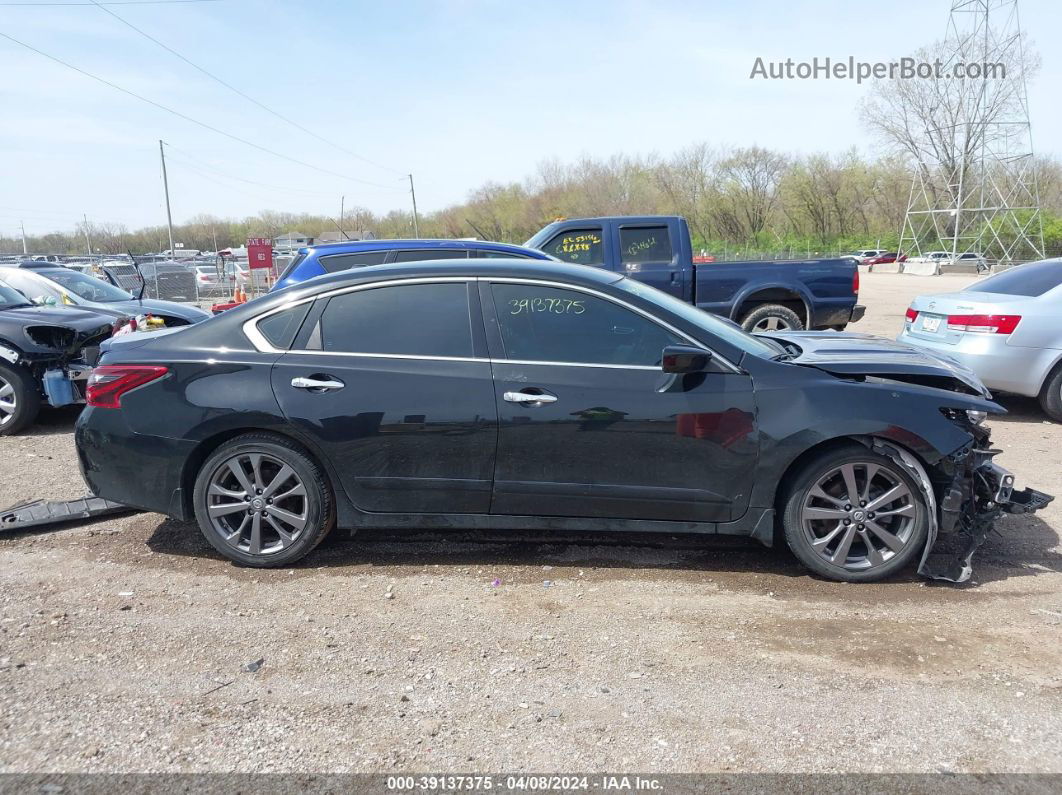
[765, 331, 992, 399]
[90, 298, 211, 323]
[0, 305, 114, 356]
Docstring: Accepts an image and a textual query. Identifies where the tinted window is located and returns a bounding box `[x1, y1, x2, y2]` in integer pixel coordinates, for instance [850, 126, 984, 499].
[540, 228, 604, 266]
[257, 303, 312, 349]
[391, 249, 468, 263]
[491, 283, 681, 367]
[620, 226, 673, 264]
[476, 249, 531, 259]
[967, 259, 1062, 297]
[317, 283, 473, 357]
[319, 251, 389, 273]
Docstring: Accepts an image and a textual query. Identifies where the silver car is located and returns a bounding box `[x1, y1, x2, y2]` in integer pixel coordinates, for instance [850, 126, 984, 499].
[897, 258, 1062, 421]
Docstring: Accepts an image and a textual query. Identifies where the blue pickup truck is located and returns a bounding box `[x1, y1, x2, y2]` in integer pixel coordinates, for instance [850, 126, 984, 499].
[525, 216, 864, 332]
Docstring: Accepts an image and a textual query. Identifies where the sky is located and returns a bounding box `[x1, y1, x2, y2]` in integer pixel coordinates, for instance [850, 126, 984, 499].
[2, 0, 1061, 239]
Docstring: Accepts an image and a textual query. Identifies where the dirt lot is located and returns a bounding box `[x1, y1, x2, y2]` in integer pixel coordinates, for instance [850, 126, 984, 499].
[1, 273, 1060, 774]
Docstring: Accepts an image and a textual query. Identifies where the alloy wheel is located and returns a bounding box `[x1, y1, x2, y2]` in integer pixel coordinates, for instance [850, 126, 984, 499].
[0, 375, 16, 427]
[205, 452, 308, 556]
[753, 316, 792, 332]
[800, 461, 918, 572]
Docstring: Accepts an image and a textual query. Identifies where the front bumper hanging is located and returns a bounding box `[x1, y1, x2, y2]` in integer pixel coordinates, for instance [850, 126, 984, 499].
[873, 436, 1054, 584]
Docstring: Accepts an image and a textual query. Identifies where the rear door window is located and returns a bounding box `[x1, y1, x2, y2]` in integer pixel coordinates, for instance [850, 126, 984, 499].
[319, 251, 390, 273]
[619, 226, 674, 265]
[314, 282, 474, 358]
[539, 228, 605, 266]
[391, 249, 469, 263]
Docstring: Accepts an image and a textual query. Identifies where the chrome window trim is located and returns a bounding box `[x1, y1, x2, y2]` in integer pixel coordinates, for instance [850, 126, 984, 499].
[243, 274, 741, 374]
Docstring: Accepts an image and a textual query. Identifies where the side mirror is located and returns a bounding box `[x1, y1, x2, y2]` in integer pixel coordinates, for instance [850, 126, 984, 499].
[662, 344, 712, 374]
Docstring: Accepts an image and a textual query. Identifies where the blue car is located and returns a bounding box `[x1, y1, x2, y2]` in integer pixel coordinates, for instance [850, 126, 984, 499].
[273, 239, 555, 292]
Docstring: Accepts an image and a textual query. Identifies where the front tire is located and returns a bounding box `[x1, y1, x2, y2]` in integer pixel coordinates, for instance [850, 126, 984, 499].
[781, 445, 929, 582]
[0, 362, 41, 436]
[1039, 365, 1062, 423]
[192, 434, 335, 567]
[740, 304, 804, 333]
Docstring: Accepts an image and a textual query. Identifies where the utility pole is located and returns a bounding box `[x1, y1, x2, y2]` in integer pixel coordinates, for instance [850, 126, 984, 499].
[82, 214, 91, 255]
[20, 221, 28, 255]
[339, 195, 345, 238]
[408, 173, 420, 238]
[159, 139, 175, 255]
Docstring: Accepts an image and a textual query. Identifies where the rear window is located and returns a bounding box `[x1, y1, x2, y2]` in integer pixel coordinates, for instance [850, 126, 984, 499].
[967, 260, 1062, 297]
[277, 253, 307, 281]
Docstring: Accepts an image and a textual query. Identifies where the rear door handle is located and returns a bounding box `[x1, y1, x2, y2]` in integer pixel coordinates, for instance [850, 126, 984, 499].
[503, 390, 557, 405]
[291, 376, 345, 391]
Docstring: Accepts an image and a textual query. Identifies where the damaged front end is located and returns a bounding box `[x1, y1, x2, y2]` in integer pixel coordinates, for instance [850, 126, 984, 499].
[872, 415, 1053, 583]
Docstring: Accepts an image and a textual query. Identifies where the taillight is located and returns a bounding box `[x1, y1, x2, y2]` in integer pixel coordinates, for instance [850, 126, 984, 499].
[946, 314, 1021, 334]
[853, 270, 860, 294]
[86, 365, 169, 409]
[905, 307, 919, 323]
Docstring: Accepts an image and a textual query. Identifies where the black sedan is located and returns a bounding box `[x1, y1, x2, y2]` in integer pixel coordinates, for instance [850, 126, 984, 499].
[74, 259, 1050, 582]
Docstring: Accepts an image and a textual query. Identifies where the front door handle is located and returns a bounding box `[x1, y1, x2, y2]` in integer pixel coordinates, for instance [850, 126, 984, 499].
[503, 390, 557, 405]
[291, 376, 345, 391]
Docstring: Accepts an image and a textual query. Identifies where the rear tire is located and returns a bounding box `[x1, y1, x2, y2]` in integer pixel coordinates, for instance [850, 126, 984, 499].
[781, 444, 929, 583]
[1039, 365, 1062, 423]
[740, 304, 804, 333]
[192, 433, 335, 567]
[0, 361, 41, 436]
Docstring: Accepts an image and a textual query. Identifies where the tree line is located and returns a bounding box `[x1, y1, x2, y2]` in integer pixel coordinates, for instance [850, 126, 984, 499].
[7, 145, 1062, 258]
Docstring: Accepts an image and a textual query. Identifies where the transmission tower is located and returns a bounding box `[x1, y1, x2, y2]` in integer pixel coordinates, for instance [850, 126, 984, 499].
[898, 0, 1043, 270]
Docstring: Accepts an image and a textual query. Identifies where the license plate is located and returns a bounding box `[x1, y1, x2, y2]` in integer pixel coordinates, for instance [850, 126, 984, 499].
[921, 315, 942, 332]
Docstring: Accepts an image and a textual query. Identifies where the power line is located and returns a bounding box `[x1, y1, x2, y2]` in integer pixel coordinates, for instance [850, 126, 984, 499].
[0, 30, 405, 192]
[87, 0, 405, 176]
[163, 143, 342, 197]
[2, 1, 219, 5]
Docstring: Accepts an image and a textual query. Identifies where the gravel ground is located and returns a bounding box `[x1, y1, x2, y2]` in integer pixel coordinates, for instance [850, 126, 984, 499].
[0, 273, 1060, 773]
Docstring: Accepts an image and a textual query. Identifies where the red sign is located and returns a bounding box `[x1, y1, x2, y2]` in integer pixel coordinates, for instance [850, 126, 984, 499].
[247, 238, 273, 270]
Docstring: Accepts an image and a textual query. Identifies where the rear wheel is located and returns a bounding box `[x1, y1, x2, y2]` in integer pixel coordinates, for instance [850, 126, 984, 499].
[781, 445, 929, 582]
[740, 304, 804, 333]
[192, 434, 335, 567]
[1040, 366, 1062, 423]
[0, 362, 41, 436]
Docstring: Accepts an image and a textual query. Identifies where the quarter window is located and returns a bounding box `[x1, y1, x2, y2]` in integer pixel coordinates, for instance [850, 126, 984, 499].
[257, 303, 312, 349]
[490, 283, 681, 367]
[316, 282, 473, 358]
[619, 226, 673, 264]
[539, 228, 604, 266]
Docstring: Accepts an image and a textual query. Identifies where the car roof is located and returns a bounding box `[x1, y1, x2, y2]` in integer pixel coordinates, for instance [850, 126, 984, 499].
[270, 257, 621, 298]
[302, 239, 549, 256]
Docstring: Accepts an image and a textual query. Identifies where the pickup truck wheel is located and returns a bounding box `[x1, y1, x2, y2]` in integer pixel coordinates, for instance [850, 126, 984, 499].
[741, 304, 804, 333]
[781, 444, 929, 583]
[1039, 365, 1062, 423]
[0, 362, 41, 436]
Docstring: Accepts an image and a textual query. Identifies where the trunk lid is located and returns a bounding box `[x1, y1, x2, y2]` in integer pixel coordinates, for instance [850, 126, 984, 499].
[905, 291, 1032, 345]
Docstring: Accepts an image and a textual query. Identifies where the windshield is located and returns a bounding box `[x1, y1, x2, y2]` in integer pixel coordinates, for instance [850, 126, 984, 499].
[44, 269, 133, 302]
[614, 277, 781, 359]
[0, 284, 32, 307]
[966, 259, 1062, 297]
